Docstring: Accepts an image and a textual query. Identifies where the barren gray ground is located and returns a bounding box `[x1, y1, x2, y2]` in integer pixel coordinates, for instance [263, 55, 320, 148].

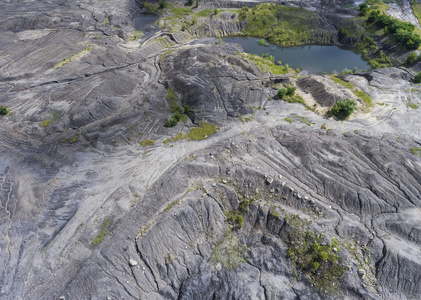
[0, 0, 421, 299]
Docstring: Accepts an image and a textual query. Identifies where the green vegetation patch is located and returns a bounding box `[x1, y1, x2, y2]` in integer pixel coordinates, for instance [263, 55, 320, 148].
[39, 111, 62, 128]
[92, 217, 112, 247]
[237, 52, 293, 75]
[288, 231, 345, 295]
[166, 122, 217, 143]
[195, 9, 213, 17]
[238, 4, 323, 47]
[284, 115, 312, 125]
[411, 1, 421, 26]
[365, 5, 421, 49]
[0, 106, 8, 115]
[331, 99, 356, 120]
[163, 199, 179, 213]
[331, 76, 373, 110]
[185, 122, 217, 140]
[211, 232, 248, 269]
[168, 7, 192, 18]
[410, 147, 421, 157]
[141, 139, 155, 147]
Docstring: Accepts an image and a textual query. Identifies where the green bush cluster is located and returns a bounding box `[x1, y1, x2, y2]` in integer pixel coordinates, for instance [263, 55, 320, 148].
[166, 105, 190, 127]
[0, 106, 8, 115]
[287, 231, 344, 293]
[414, 71, 421, 83]
[331, 99, 356, 119]
[141, 139, 155, 147]
[367, 10, 421, 49]
[238, 4, 321, 47]
[275, 86, 296, 100]
[405, 52, 421, 66]
[368, 50, 392, 69]
[358, 3, 369, 16]
[159, 0, 167, 9]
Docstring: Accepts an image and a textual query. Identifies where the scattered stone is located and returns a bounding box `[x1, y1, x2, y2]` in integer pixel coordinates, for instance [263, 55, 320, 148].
[215, 263, 222, 271]
[278, 174, 283, 179]
[129, 259, 138, 267]
[358, 269, 366, 278]
[265, 176, 274, 185]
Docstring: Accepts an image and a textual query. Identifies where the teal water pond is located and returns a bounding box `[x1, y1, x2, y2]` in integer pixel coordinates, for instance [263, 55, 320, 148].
[222, 37, 369, 74]
[133, 14, 159, 31]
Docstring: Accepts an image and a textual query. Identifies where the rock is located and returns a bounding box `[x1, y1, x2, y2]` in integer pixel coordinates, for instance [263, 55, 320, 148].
[129, 259, 138, 267]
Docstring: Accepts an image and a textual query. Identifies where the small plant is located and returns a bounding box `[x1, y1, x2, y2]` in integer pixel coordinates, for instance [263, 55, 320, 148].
[181, 25, 186, 31]
[141, 139, 155, 147]
[275, 88, 287, 100]
[214, 8, 218, 15]
[331, 99, 356, 120]
[0, 106, 8, 115]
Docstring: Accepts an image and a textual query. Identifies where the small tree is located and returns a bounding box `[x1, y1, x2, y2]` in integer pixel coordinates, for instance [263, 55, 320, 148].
[187, 0, 194, 6]
[331, 99, 356, 120]
[195, 0, 199, 8]
[414, 70, 421, 83]
[214, 8, 218, 15]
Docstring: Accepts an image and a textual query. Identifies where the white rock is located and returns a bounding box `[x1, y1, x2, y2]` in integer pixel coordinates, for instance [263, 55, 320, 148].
[129, 259, 138, 267]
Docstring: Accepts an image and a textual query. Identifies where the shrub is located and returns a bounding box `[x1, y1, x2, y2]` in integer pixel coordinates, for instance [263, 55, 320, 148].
[183, 104, 191, 114]
[187, 0, 194, 5]
[331, 99, 356, 119]
[358, 3, 369, 16]
[159, 0, 167, 9]
[166, 116, 178, 127]
[275, 88, 287, 99]
[414, 71, 421, 83]
[0, 106, 8, 115]
[173, 111, 181, 122]
[214, 8, 218, 15]
[286, 86, 296, 96]
[405, 52, 419, 66]
[195, 0, 199, 7]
